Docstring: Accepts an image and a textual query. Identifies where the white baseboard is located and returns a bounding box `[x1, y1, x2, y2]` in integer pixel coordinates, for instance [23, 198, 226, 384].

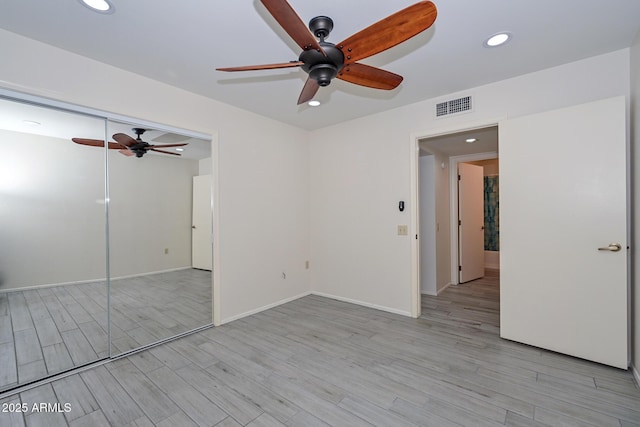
[632, 363, 640, 388]
[109, 267, 192, 282]
[484, 250, 500, 270]
[219, 291, 312, 325]
[0, 266, 194, 294]
[311, 291, 412, 317]
[0, 277, 104, 294]
[437, 282, 453, 295]
[221, 291, 413, 325]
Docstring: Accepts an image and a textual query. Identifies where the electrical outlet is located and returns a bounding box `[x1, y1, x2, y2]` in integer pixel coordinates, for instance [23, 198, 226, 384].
[164, 248, 169, 254]
[397, 225, 408, 236]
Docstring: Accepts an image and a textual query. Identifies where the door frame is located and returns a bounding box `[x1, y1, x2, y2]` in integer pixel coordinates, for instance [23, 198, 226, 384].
[409, 118, 502, 318]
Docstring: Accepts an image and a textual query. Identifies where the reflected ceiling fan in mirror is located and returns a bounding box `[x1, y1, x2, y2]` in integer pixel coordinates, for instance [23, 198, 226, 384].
[72, 128, 188, 158]
[217, 0, 437, 105]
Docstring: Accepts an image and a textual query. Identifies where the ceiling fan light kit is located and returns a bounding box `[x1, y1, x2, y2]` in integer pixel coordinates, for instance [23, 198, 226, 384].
[217, 0, 437, 105]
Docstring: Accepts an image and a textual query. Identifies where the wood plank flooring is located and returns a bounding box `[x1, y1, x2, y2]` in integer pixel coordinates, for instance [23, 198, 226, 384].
[0, 269, 212, 392]
[1, 270, 638, 426]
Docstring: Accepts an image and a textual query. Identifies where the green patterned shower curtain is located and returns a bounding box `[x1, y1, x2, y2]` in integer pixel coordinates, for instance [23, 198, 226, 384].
[484, 176, 499, 251]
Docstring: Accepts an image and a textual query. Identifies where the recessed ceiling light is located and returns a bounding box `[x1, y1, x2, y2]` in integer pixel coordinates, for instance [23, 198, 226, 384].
[175, 148, 184, 152]
[23, 120, 41, 126]
[78, 0, 114, 13]
[465, 138, 478, 143]
[308, 100, 321, 107]
[484, 32, 511, 48]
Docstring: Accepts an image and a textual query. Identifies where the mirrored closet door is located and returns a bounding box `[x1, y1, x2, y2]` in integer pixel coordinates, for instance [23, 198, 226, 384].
[0, 98, 109, 391]
[105, 120, 213, 356]
[0, 97, 213, 392]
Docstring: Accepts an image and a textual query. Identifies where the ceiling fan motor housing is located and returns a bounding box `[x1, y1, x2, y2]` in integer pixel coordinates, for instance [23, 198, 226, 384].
[131, 129, 150, 157]
[299, 42, 344, 86]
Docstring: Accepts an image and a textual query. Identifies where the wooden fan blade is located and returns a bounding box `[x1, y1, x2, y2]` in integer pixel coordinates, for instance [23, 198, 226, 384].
[337, 63, 403, 90]
[147, 143, 188, 148]
[338, 1, 437, 63]
[72, 138, 122, 150]
[112, 133, 137, 147]
[260, 0, 325, 54]
[119, 149, 135, 157]
[150, 148, 181, 156]
[217, 61, 303, 72]
[297, 77, 320, 105]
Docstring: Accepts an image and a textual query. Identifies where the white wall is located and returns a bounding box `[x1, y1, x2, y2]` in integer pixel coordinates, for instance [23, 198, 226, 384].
[434, 152, 451, 293]
[0, 29, 310, 324]
[199, 157, 212, 175]
[309, 48, 631, 316]
[630, 30, 640, 381]
[419, 155, 436, 295]
[0, 130, 106, 289]
[0, 128, 198, 289]
[419, 150, 451, 294]
[2, 28, 634, 336]
[108, 149, 199, 278]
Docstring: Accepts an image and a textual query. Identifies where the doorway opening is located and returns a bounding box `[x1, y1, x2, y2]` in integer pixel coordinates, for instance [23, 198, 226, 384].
[412, 125, 499, 319]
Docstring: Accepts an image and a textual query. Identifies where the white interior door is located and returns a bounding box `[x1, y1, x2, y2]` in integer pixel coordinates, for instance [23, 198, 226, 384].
[458, 162, 485, 283]
[499, 96, 627, 369]
[192, 174, 213, 271]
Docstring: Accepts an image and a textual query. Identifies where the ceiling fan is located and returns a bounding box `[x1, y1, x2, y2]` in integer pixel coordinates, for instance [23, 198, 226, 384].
[72, 128, 188, 158]
[217, 0, 437, 105]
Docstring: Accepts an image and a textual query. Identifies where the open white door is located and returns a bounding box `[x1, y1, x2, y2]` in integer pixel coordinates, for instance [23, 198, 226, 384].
[192, 175, 213, 271]
[458, 163, 485, 283]
[500, 96, 627, 369]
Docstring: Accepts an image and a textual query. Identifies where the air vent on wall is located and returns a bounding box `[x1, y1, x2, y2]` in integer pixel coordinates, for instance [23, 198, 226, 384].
[436, 96, 472, 117]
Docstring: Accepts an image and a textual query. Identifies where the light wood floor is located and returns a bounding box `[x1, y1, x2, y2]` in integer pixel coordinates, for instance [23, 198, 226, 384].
[1, 270, 639, 426]
[0, 269, 212, 392]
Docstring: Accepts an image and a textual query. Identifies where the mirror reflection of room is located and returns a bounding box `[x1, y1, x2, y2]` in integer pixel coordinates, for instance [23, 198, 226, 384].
[0, 99, 213, 392]
[0, 99, 109, 391]
[105, 120, 213, 355]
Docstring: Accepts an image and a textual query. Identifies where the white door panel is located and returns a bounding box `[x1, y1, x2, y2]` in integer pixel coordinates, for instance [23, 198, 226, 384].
[192, 175, 213, 271]
[459, 163, 485, 283]
[499, 96, 627, 368]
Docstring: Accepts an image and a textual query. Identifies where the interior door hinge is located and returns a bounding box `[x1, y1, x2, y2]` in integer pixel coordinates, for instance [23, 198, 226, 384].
[459, 265, 462, 271]
[458, 174, 461, 181]
[458, 220, 462, 226]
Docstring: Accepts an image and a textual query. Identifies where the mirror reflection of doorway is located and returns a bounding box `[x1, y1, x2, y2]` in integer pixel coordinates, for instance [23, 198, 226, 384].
[192, 175, 213, 271]
[106, 119, 213, 356]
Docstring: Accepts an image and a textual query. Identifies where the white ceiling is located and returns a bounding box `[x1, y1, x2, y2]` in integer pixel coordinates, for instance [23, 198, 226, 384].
[420, 126, 498, 157]
[0, 1, 639, 131]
